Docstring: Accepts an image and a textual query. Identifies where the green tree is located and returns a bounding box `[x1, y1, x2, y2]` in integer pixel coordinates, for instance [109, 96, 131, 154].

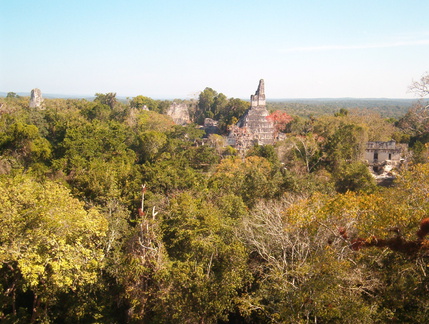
[141, 159, 206, 195]
[212, 92, 228, 118]
[129, 95, 158, 111]
[134, 110, 175, 133]
[0, 120, 52, 169]
[94, 92, 117, 109]
[81, 100, 112, 121]
[411, 140, 429, 164]
[111, 186, 169, 322]
[156, 99, 173, 114]
[218, 98, 249, 132]
[136, 130, 168, 163]
[197, 87, 218, 124]
[209, 156, 282, 206]
[157, 191, 250, 323]
[0, 173, 107, 322]
[41, 99, 88, 151]
[54, 120, 138, 204]
[278, 134, 323, 174]
[168, 124, 205, 143]
[334, 108, 349, 117]
[246, 144, 279, 166]
[184, 145, 220, 171]
[333, 161, 377, 193]
[6, 92, 18, 98]
[324, 123, 368, 171]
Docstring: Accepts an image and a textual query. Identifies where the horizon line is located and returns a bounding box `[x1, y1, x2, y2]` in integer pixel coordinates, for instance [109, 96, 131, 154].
[0, 91, 421, 101]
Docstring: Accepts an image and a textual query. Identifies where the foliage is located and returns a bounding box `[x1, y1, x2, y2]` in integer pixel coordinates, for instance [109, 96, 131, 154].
[209, 156, 283, 206]
[0, 173, 107, 322]
[157, 191, 251, 323]
[333, 161, 377, 193]
[129, 95, 158, 111]
[0, 118, 52, 170]
[239, 197, 381, 323]
[246, 144, 279, 166]
[6, 92, 19, 98]
[267, 98, 417, 119]
[53, 119, 139, 204]
[323, 123, 368, 171]
[277, 134, 324, 174]
[94, 92, 117, 109]
[217, 98, 249, 132]
[195, 88, 248, 131]
[266, 110, 293, 133]
[2, 78, 429, 322]
[135, 110, 175, 133]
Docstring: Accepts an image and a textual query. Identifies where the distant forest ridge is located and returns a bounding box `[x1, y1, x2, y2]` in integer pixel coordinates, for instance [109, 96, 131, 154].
[1, 92, 426, 119]
[267, 98, 429, 118]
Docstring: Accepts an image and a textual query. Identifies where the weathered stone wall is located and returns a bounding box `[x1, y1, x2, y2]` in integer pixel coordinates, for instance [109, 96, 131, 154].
[166, 102, 191, 125]
[365, 140, 404, 163]
[366, 141, 397, 150]
[204, 118, 220, 136]
[250, 79, 266, 107]
[29, 88, 44, 108]
[365, 140, 408, 182]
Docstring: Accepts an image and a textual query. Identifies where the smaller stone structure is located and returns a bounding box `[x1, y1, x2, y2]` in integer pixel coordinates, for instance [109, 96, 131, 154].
[29, 88, 44, 108]
[366, 141, 403, 165]
[166, 102, 191, 125]
[365, 140, 407, 183]
[203, 118, 220, 136]
[227, 126, 254, 151]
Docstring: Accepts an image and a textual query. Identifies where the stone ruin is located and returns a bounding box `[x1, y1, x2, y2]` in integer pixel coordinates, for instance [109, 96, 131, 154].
[227, 79, 276, 150]
[29, 88, 44, 108]
[166, 102, 191, 125]
[365, 140, 408, 184]
[203, 118, 220, 136]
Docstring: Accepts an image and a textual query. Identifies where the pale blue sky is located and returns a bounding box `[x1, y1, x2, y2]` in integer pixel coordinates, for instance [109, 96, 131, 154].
[1, 0, 429, 99]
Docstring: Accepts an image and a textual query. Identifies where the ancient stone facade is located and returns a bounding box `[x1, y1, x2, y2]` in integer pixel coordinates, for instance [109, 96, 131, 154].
[250, 79, 266, 107]
[29, 88, 44, 108]
[204, 118, 220, 136]
[365, 141, 403, 164]
[227, 79, 276, 150]
[365, 140, 407, 181]
[166, 102, 191, 125]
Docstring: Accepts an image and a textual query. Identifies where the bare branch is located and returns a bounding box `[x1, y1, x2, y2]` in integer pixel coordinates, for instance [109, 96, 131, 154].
[409, 72, 429, 98]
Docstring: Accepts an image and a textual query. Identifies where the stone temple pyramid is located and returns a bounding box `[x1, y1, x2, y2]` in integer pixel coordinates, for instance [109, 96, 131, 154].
[227, 79, 275, 149]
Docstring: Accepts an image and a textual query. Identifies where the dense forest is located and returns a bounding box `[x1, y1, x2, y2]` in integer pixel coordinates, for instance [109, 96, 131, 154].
[2, 76, 429, 323]
[267, 98, 424, 119]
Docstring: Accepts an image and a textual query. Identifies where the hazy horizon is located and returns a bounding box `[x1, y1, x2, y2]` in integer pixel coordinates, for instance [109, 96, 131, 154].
[1, 90, 424, 102]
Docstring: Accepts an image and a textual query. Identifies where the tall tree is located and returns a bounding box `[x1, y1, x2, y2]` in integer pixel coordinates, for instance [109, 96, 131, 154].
[324, 123, 368, 171]
[157, 191, 250, 323]
[129, 95, 158, 111]
[0, 173, 107, 322]
[409, 72, 429, 98]
[197, 87, 218, 123]
[94, 92, 117, 109]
